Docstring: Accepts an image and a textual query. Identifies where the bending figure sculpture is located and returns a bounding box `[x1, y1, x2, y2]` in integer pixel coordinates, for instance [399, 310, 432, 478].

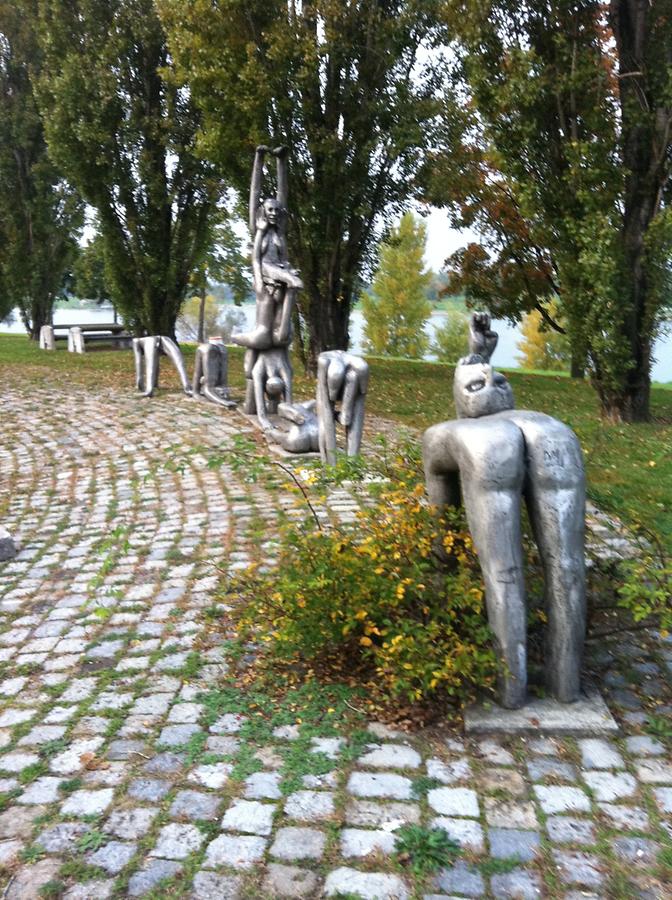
[192, 343, 235, 408]
[422, 313, 586, 709]
[133, 336, 191, 398]
[316, 351, 369, 465]
[267, 400, 319, 454]
[243, 346, 293, 432]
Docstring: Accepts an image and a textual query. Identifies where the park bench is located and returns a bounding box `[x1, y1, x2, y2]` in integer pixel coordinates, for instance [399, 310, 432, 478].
[39, 323, 131, 352]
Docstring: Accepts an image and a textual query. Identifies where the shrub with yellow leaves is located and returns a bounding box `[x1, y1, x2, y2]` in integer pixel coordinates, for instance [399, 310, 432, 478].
[234, 485, 497, 705]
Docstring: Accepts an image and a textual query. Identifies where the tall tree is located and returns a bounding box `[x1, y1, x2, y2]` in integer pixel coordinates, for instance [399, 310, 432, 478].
[35, 0, 223, 338]
[158, 0, 447, 369]
[428, 0, 672, 421]
[362, 212, 432, 358]
[0, 1, 82, 338]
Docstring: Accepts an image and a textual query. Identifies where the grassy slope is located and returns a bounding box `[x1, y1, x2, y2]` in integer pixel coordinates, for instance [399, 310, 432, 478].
[1, 333, 670, 547]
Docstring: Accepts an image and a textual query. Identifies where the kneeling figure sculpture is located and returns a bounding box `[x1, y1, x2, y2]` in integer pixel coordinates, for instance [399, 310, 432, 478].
[422, 313, 586, 709]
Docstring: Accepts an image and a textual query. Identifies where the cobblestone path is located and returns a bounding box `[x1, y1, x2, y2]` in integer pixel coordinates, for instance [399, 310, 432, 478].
[0, 384, 671, 899]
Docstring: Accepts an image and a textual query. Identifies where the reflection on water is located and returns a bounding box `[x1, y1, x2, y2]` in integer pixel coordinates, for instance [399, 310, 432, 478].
[2, 304, 670, 382]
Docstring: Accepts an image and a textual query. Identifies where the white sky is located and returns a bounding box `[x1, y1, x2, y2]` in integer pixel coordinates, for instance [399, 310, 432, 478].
[420, 206, 477, 272]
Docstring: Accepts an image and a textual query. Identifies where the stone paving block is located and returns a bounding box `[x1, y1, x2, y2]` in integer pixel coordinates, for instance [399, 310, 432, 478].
[554, 850, 607, 890]
[652, 787, 672, 813]
[222, 798, 276, 835]
[50, 737, 105, 775]
[479, 767, 527, 797]
[433, 860, 485, 897]
[635, 759, 672, 783]
[431, 816, 484, 852]
[244, 770, 282, 800]
[0, 751, 39, 773]
[103, 806, 157, 840]
[347, 772, 412, 800]
[170, 789, 221, 821]
[189, 762, 232, 790]
[578, 738, 625, 770]
[262, 863, 320, 898]
[0, 839, 24, 865]
[310, 736, 345, 759]
[167, 702, 202, 723]
[426, 757, 472, 783]
[127, 859, 182, 896]
[485, 798, 539, 829]
[526, 758, 578, 782]
[428, 787, 479, 818]
[345, 799, 421, 828]
[3, 858, 62, 900]
[271, 826, 327, 860]
[358, 743, 422, 769]
[204, 833, 267, 869]
[533, 785, 591, 814]
[190, 870, 242, 899]
[86, 840, 137, 874]
[583, 771, 637, 802]
[490, 868, 543, 899]
[158, 724, 201, 746]
[206, 735, 240, 755]
[488, 827, 540, 861]
[283, 790, 336, 822]
[546, 816, 596, 845]
[477, 740, 515, 765]
[143, 752, 185, 777]
[340, 827, 397, 857]
[18, 776, 61, 804]
[61, 788, 114, 817]
[0, 806, 47, 840]
[324, 867, 410, 899]
[127, 778, 171, 802]
[625, 735, 665, 756]
[210, 713, 246, 734]
[612, 836, 660, 866]
[63, 880, 115, 899]
[597, 802, 650, 831]
[36, 821, 88, 852]
[151, 822, 205, 859]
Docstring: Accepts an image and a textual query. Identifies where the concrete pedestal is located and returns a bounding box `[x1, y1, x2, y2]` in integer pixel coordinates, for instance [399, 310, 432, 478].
[465, 691, 618, 736]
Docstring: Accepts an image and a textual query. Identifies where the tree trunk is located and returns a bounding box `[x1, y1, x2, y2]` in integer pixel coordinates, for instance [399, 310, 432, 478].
[570, 353, 585, 379]
[197, 292, 206, 344]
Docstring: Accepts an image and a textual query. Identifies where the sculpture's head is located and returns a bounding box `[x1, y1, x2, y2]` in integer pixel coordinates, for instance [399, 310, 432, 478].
[453, 360, 514, 418]
[266, 374, 284, 398]
[262, 198, 281, 226]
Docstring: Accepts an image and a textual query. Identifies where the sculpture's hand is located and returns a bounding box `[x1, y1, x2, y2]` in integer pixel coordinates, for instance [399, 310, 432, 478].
[256, 144, 270, 154]
[255, 212, 269, 233]
[271, 145, 288, 157]
[469, 311, 498, 362]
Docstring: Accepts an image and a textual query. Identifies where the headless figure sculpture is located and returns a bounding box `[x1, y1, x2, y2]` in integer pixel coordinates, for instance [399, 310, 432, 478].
[422, 313, 586, 709]
[133, 336, 191, 398]
[192, 343, 235, 408]
[316, 351, 369, 464]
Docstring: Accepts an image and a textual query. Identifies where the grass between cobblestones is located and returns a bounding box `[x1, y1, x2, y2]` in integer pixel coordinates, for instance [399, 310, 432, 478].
[0, 334, 670, 898]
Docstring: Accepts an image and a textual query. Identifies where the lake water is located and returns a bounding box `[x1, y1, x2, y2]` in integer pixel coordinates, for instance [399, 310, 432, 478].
[2, 304, 670, 382]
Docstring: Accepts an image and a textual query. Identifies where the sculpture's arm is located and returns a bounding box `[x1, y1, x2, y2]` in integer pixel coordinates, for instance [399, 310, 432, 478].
[468, 312, 498, 363]
[317, 355, 338, 465]
[132, 339, 144, 391]
[273, 145, 289, 210]
[252, 228, 265, 295]
[277, 402, 305, 425]
[249, 145, 268, 237]
[422, 423, 462, 508]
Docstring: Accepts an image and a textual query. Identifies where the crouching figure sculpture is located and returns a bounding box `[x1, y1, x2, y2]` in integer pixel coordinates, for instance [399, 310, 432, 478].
[316, 351, 369, 465]
[192, 342, 235, 408]
[133, 336, 191, 398]
[422, 313, 586, 709]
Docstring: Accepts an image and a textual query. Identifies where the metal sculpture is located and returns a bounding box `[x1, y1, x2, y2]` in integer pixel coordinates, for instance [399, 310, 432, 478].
[132, 336, 191, 398]
[234, 145, 302, 429]
[316, 351, 369, 465]
[267, 400, 319, 454]
[192, 342, 235, 408]
[422, 313, 586, 709]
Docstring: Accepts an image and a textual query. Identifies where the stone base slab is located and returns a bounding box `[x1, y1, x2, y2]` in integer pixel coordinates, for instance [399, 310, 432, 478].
[465, 691, 619, 736]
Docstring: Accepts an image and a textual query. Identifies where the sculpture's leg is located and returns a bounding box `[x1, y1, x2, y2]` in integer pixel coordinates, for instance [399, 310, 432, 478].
[217, 345, 230, 398]
[278, 349, 293, 405]
[273, 286, 294, 346]
[459, 422, 527, 709]
[522, 421, 586, 703]
[192, 347, 204, 397]
[159, 336, 191, 395]
[253, 364, 272, 431]
[317, 357, 338, 465]
[144, 341, 159, 397]
[133, 340, 143, 391]
[345, 393, 366, 457]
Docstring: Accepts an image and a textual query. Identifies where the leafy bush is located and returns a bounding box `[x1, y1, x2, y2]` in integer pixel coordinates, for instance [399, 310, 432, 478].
[431, 309, 470, 363]
[616, 529, 672, 634]
[234, 485, 496, 704]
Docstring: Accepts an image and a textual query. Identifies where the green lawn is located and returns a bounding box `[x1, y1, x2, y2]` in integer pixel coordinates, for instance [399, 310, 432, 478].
[1, 332, 670, 548]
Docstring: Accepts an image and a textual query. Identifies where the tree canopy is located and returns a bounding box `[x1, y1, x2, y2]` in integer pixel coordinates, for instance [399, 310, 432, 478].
[362, 212, 432, 358]
[36, 0, 223, 338]
[158, 0, 448, 368]
[0, 0, 82, 337]
[425, 0, 672, 421]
